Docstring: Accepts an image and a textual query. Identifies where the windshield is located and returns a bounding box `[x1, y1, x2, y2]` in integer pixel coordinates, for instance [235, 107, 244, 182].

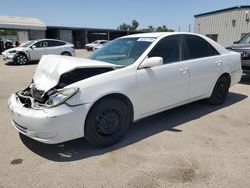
[89, 37, 155, 66]
[20, 41, 34, 47]
[239, 33, 250, 44]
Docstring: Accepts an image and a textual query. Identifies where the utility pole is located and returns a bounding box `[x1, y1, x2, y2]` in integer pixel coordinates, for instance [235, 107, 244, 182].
[188, 24, 191, 32]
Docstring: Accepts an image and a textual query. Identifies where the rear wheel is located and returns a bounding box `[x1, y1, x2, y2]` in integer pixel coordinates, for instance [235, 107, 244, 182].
[85, 98, 131, 147]
[207, 75, 230, 105]
[14, 54, 28, 65]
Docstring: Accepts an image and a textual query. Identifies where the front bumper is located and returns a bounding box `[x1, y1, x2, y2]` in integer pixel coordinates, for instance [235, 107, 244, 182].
[2, 53, 15, 63]
[8, 94, 90, 144]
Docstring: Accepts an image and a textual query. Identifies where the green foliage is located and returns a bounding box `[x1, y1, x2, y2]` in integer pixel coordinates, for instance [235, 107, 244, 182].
[117, 19, 140, 31]
[117, 20, 174, 32]
[0, 30, 16, 36]
[140, 25, 175, 32]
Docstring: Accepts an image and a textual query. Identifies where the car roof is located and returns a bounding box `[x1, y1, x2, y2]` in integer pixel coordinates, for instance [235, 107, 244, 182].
[121, 32, 202, 39]
[32, 39, 68, 43]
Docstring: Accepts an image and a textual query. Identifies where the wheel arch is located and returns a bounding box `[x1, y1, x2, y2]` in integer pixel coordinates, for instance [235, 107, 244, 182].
[84, 93, 134, 133]
[209, 72, 231, 97]
[218, 72, 231, 86]
[61, 51, 72, 56]
[16, 51, 30, 60]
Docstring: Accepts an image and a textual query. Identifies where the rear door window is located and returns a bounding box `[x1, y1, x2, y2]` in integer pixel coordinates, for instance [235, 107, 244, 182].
[182, 35, 219, 60]
[48, 40, 66, 47]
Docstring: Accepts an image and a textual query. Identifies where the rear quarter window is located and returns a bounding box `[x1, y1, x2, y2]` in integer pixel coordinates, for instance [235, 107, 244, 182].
[48, 41, 66, 47]
[183, 35, 219, 60]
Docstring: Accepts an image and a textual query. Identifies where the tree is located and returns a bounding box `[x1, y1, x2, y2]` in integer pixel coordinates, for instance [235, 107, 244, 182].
[130, 19, 139, 31]
[155, 25, 174, 32]
[117, 21, 174, 32]
[117, 23, 130, 31]
[117, 20, 139, 31]
[0, 29, 16, 36]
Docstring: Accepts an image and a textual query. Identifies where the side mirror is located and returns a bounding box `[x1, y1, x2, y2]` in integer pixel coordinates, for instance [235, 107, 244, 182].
[31, 45, 36, 49]
[233, 41, 238, 44]
[139, 57, 163, 69]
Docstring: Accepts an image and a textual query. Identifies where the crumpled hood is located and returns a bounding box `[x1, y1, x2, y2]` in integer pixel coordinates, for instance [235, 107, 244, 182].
[33, 55, 118, 91]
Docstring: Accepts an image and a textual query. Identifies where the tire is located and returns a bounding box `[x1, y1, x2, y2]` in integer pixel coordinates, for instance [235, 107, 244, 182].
[85, 98, 131, 147]
[61, 51, 71, 56]
[207, 75, 230, 105]
[14, 53, 29, 65]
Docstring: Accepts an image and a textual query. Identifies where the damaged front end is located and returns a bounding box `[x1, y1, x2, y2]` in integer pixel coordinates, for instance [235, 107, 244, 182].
[16, 67, 114, 109]
[15, 55, 119, 109]
[16, 84, 79, 109]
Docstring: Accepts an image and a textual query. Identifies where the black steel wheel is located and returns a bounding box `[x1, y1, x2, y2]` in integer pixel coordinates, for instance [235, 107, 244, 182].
[85, 98, 131, 147]
[207, 75, 230, 105]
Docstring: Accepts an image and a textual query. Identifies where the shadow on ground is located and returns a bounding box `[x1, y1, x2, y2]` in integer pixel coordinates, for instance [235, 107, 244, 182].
[20, 92, 248, 162]
[5, 60, 39, 66]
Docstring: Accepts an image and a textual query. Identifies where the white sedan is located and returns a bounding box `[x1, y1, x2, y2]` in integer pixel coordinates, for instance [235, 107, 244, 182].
[93, 41, 109, 51]
[8, 32, 242, 147]
[2, 39, 75, 64]
[85, 40, 108, 51]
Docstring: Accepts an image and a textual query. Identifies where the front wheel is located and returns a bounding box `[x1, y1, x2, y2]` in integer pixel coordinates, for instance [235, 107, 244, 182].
[14, 54, 28, 65]
[207, 75, 230, 105]
[85, 98, 131, 147]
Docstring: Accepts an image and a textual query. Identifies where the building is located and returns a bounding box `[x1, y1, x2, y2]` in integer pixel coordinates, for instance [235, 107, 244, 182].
[0, 16, 46, 42]
[0, 16, 139, 49]
[46, 26, 136, 49]
[194, 6, 250, 47]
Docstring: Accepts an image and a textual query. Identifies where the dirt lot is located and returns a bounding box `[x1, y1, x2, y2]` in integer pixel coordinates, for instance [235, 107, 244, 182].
[0, 50, 250, 188]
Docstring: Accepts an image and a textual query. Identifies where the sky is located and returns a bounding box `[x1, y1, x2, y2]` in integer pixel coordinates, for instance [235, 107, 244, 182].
[1, 0, 250, 31]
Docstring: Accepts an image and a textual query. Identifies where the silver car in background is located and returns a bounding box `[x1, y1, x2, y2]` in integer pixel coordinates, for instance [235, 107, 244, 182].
[1, 39, 75, 64]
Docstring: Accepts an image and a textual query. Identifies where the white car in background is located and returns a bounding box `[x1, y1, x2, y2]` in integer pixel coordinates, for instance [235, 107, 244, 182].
[2, 39, 75, 64]
[93, 41, 109, 51]
[85, 40, 108, 51]
[8, 32, 242, 147]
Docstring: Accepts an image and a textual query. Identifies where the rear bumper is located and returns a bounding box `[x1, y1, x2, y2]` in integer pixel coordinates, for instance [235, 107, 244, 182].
[8, 94, 90, 144]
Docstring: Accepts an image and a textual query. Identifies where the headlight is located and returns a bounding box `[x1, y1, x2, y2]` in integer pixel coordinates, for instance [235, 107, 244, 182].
[45, 87, 79, 108]
[8, 50, 16, 54]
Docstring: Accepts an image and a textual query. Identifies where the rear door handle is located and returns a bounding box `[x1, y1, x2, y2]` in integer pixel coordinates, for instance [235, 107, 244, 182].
[179, 67, 189, 74]
[215, 60, 222, 66]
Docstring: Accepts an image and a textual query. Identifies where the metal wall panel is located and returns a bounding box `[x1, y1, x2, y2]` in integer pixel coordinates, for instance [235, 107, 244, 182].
[194, 8, 250, 47]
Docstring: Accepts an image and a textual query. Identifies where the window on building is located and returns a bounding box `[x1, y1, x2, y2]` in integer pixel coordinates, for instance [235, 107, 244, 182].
[206, 34, 218, 42]
[232, 19, 236, 27]
[241, 33, 248, 39]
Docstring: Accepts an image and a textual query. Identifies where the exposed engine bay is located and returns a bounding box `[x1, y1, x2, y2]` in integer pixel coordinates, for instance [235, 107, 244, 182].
[16, 67, 114, 108]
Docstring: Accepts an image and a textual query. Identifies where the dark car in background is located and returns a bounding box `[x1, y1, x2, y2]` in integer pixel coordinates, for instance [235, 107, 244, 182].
[227, 32, 250, 73]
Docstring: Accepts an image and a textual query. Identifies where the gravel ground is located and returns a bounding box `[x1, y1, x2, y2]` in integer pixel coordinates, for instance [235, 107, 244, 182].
[0, 50, 250, 188]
